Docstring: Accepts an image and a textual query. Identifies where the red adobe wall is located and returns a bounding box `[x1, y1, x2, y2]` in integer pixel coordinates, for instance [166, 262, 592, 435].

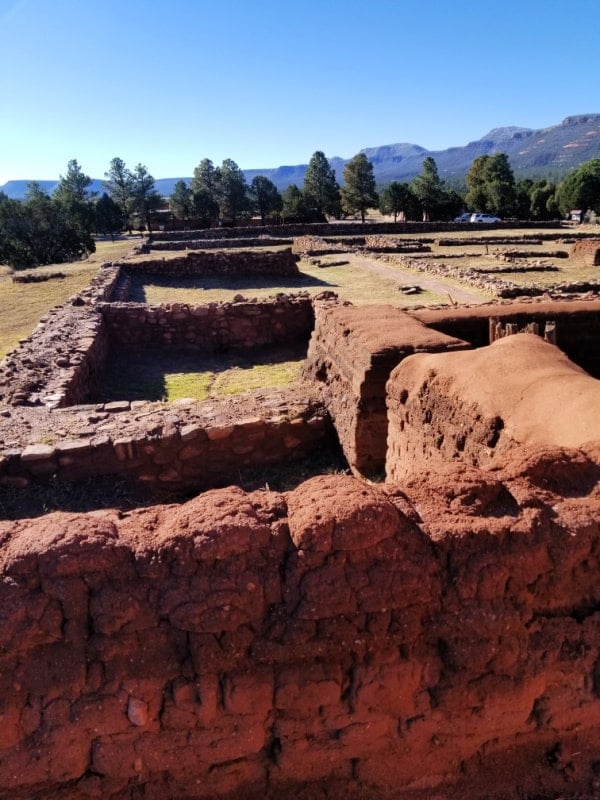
[386, 333, 600, 482]
[304, 300, 470, 476]
[0, 466, 599, 799]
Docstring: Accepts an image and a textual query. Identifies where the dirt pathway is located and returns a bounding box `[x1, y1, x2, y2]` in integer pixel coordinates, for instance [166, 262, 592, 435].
[346, 252, 492, 306]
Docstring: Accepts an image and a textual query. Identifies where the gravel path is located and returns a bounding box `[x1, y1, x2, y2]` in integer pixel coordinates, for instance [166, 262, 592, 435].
[346, 252, 492, 306]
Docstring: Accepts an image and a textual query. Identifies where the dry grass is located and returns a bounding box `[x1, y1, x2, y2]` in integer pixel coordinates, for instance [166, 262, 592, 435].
[0, 263, 97, 359]
[0, 237, 139, 360]
[130, 259, 446, 307]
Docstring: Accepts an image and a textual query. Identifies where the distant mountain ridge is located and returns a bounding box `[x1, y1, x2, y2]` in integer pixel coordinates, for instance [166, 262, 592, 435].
[2, 114, 600, 200]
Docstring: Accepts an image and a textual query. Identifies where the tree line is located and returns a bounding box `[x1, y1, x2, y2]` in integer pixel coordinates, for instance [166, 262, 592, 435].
[1, 150, 600, 268]
[379, 154, 600, 223]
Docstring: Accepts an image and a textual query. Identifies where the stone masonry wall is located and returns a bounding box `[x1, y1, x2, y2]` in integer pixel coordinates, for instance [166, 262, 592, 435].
[0, 467, 599, 799]
[0, 388, 331, 492]
[153, 220, 559, 242]
[151, 236, 293, 251]
[99, 295, 314, 351]
[116, 248, 299, 277]
[0, 266, 121, 408]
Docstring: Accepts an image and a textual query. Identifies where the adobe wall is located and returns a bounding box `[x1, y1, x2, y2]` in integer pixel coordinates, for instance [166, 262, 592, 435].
[571, 237, 600, 265]
[99, 294, 314, 351]
[413, 298, 600, 378]
[304, 300, 470, 476]
[117, 248, 300, 277]
[386, 333, 600, 482]
[0, 467, 599, 799]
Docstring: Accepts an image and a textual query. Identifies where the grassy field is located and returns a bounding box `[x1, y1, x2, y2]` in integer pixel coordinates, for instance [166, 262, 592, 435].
[0, 237, 135, 359]
[131, 258, 446, 307]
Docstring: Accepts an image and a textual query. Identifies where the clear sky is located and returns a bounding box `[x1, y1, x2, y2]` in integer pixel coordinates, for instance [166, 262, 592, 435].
[1, 0, 599, 185]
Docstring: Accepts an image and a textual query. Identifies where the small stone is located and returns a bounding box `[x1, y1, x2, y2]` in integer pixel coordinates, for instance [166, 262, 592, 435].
[127, 697, 148, 727]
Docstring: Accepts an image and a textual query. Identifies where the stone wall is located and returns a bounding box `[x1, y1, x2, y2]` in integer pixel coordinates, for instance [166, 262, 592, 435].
[0, 467, 599, 799]
[0, 388, 330, 492]
[116, 249, 299, 277]
[153, 220, 559, 242]
[99, 295, 314, 351]
[571, 237, 600, 265]
[304, 300, 470, 476]
[0, 266, 121, 408]
[151, 236, 293, 251]
[372, 251, 600, 298]
[363, 235, 431, 253]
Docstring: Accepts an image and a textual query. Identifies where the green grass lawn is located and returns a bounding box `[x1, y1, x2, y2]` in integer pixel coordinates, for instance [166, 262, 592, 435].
[99, 345, 306, 402]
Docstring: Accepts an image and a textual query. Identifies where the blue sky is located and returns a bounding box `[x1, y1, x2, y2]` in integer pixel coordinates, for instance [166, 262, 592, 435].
[1, 0, 599, 184]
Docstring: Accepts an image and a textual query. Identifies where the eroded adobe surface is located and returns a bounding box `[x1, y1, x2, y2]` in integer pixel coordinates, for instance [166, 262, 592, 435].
[0, 465, 599, 799]
[386, 333, 600, 480]
[304, 300, 470, 476]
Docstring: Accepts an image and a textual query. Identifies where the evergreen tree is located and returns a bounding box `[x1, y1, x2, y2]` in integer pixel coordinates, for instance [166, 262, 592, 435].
[169, 180, 194, 226]
[94, 193, 124, 239]
[103, 157, 135, 232]
[556, 158, 600, 216]
[303, 151, 341, 219]
[281, 184, 309, 222]
[529, 180, 558, 220]
[411, 157, 446, 221]
[249, 175, 282, 225]
[378, 181, 418, 221]
[340, 153, 378, 222]
[191, 158, 218, 197]
[215, 159, 249, 225]
[465, 153, 516, 217]
[130, 164, 162, 233]
[53, 159, 95, 255]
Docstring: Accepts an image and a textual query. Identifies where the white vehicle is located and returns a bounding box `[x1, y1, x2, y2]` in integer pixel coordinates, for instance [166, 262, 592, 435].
[453, 213, 472, 222]
[470, 213, 502, 223]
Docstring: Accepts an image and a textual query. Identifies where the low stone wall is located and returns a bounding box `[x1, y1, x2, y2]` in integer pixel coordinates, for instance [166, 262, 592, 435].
[386, 333, 600, 481]
[0, 466, 599, 799]
[363, 234, 431, 253]
[116, 249, 299, 277]
[571, 237, 600, 265]
[0, 388, 330, 491]
[373, 251, 600, 298]
[151, 236, 293, 251]
[99, 294, 314, 352]
[304, 300, 470, 476]
[292, 236, 353, 256]
[153, 220, 560, 242]
[0, 265, 122, 408]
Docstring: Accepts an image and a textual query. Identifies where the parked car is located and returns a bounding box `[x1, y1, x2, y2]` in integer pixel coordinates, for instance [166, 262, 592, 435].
[470, 213, 502, 223]
[453, 213, 472, 222]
